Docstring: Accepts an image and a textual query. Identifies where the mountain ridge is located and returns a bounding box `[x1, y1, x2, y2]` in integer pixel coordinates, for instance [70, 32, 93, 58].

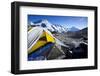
[29, 19, 67, 33]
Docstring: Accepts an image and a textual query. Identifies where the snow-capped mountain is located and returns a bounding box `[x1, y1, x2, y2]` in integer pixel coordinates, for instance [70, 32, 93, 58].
[29, 19, 67, 33]
[67, 27, 79, 32]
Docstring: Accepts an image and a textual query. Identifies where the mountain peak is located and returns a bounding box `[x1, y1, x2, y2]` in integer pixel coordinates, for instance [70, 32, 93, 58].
[68, 26, 79, 32]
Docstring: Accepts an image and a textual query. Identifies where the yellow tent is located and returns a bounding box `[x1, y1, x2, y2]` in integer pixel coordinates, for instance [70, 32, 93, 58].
[28, 27, 68, 60]
[28, 30, 55, 54]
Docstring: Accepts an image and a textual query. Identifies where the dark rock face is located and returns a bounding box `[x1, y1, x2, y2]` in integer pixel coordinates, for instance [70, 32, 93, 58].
[41, 23, 46, 27]
[72, 43, 88, 58]
[62, 43, 88, 59]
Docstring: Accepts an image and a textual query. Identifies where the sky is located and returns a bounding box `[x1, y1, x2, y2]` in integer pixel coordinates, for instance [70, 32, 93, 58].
[28, 15, 88, 29]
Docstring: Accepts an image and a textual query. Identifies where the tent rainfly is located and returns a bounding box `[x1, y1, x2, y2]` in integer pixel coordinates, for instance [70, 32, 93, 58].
[28, 27, 68, 60]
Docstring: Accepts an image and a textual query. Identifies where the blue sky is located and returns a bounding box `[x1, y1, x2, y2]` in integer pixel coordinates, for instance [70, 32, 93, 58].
[28, 15, 88, 29]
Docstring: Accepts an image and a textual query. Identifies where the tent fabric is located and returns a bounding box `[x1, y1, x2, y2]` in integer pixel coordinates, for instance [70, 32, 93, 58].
[28, 43, 54, 60]
[45, 31, 55, 42]
[28, 27, 43, 50]
[28, 27, 68, 60]
[28, 28, 55, 54]
[28, 41, 47, 54]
